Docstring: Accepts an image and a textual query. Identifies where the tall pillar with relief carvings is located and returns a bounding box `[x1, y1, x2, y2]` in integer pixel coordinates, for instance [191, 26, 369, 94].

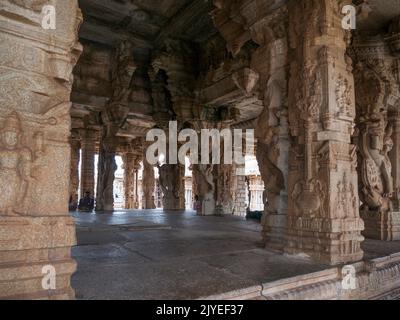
[285, 0, 364, 264]
[0, 1, 82, 298]
[352, 25, 400, 241]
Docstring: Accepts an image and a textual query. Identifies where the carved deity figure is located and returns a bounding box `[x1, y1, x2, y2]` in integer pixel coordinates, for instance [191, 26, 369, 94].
[0, 112, 32, 215]
[359, 113, 394, 214]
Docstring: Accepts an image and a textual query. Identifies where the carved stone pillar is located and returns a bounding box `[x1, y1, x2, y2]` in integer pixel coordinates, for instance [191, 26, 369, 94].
[232, 164, 247, 217]
[96, 41, 135, 211]
[192, 164, 216, 215]
[80, 129, 96, 198]
[0, 1, 82, 298]
[96, 129, 118, 211]
[133, 159, 141, 209]
[285, 0, 364, 264]
[215, 164, 234, 215]
[352, 34, 400, 241]
[159, 163, 185, 211]
[70, 136, 80, 201]
[143, 151, 156, 209]
[250, 9, 290, 250]
[123, 153, 135, 209]
[389, 111, 400, 212]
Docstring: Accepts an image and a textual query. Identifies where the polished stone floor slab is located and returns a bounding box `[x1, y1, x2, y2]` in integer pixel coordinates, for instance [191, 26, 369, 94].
[71, 210, 400, 300]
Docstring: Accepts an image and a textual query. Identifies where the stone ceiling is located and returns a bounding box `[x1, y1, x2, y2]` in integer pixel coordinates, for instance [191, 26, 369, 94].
[72, 0, 400, 138]
[78, 0, 218, 49]
[355, 0, 400, 32]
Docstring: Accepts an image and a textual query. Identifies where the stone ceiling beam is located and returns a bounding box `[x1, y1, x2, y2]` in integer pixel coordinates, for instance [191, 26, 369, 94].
[154, 0, 215, 47]
[79, 19, 153, 49]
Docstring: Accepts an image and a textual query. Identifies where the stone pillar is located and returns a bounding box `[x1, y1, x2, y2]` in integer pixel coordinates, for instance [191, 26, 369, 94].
[95, 132, 118, 211]
[250, 11, 290, 250]
[143, 154, 156, 209]
[215, 164, 234, 215]
[69, 137, 80, 201]
[389, 111, 400, 212]
[0, 1, 82, 298]
[123, 153, 135, 209]
[232, 164, 247, 217]
[133, 159, 141, 209]
[192, 164, 216, 215]
[285, 0, 364, 264]
[159, 164, 185, 211]
[96, 41, 136, 211]
[80, 129, 96, 198]
[352, 33, 400, 241]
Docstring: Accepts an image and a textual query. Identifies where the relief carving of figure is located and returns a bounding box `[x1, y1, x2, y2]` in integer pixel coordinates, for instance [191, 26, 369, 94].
[0, 112, 32, 216]
[359, 113, 394, 214]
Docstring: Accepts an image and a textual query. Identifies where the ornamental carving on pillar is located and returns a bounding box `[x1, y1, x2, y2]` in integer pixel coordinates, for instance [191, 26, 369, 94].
[0, 111, 47, 216]
[0, 112, 34, 216]
[143, 157, 156, 209]
[336, 74, 353, 117]
[158, 163, 184, 210]
[353, 51, 398, 215]
[358, 113, 394, 214]
[335, 172, 358, 218]
[192, 164, 216, 215]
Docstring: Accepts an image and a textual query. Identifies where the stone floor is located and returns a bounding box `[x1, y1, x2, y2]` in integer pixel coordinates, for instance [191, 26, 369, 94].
[71, 210, 400, 300]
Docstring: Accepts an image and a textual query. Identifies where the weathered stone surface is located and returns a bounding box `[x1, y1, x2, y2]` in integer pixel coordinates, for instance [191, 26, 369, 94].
[0, 0, 82, 299]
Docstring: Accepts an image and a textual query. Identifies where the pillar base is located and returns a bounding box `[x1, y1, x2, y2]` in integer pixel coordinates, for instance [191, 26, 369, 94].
[285, 217, 365, 265]
[0, 216, 76, 299]
[261, 213, 287, 251]
[361, 210, 400, 241]
[199, 198, 216, 216]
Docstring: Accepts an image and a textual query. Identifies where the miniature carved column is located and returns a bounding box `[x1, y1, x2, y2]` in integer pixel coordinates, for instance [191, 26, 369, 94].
[0, 1, 82, 299]
[70, 137, 81, 201]
[285, 0, 364, 264]
[80, 129, 96, 198]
